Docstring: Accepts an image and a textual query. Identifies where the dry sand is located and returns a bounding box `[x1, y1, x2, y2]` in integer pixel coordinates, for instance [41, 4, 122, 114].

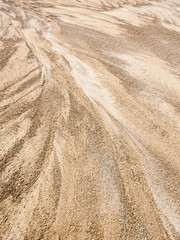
[0, 0, 180, 239]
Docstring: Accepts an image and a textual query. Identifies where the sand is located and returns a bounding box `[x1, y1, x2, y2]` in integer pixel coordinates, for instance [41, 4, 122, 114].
[0, 0, 180, 239]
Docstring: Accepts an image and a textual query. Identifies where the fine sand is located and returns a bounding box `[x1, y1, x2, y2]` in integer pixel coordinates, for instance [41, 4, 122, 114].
[0, 0, 180, 239]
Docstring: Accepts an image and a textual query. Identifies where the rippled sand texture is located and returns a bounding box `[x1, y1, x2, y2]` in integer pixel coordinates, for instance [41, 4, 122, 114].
[0, 0, 180, 239]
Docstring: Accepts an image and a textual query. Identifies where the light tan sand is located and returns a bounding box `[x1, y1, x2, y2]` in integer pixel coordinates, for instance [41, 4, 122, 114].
[0, 0, 180, 239]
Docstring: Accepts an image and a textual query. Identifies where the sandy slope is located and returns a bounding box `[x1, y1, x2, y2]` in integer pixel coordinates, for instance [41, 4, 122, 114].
[0, 0, 180, 239]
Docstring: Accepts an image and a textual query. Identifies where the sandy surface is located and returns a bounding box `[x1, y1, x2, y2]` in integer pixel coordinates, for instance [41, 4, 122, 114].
[0, 0, 180, 239]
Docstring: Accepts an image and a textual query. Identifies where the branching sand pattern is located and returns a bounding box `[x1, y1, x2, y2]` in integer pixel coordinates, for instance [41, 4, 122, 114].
[0, 0, 180, 239]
